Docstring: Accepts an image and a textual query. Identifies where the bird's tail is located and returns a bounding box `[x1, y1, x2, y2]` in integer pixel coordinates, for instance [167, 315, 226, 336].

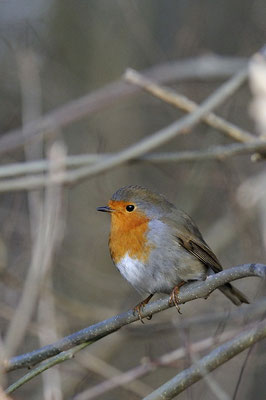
[219, 282, 249, 306]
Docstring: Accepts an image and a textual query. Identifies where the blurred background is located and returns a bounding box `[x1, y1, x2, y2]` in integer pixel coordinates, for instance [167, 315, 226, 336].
[0, 1, 266, 399]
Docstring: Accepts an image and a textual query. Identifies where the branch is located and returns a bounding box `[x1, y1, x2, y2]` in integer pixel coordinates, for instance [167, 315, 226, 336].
[5, 343, 89, 395]
[4, 144, 65, 358]
[143, 320, 266, 400]
[5, 325, 251, 397]
[142, 141, 266, 162]
[0, 55, 247, 154]
[58, 66, 249, 184]
[0, 139, 266, 185]
[0, 66, 249, 194]
[3, 263, 265, 373]
[71, 326, 246, 400]
[124, 68, 255, 144]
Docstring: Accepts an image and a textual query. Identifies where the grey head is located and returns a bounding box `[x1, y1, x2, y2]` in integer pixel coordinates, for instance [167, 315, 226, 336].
[111, 185, 176, 219]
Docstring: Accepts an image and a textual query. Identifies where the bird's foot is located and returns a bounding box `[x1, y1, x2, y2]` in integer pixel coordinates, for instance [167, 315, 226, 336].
[169, 282, 185, 314]
[133, 294, 154, 324]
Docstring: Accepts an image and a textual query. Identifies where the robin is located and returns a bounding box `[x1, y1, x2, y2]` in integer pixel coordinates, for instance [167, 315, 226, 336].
[97, 185, 249, 321]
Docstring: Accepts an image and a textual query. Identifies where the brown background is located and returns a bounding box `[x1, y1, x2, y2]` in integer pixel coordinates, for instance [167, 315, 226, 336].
[1, 1, 266, 399]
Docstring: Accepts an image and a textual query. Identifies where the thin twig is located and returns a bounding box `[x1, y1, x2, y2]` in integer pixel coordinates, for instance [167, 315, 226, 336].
[0, 139, 265, 186]
[0, 56, 247, 154]
[127, 297, 266, 336]
[124, 68, 255, 143]
[5, 343, 89, 395]
[249, 48, 266, 138]
[3, 263, 266, 372]
[63, 66, 249, 183]
[73, 327, 240, 400]
[232, 345, 254, 400]
[142, 141, 266, 162]
[75, 352, 153, 398]
[143, 320, 266, 400]
[188, 342, 230, 400]
[4, 144, 65, 357]
[0, 66, 250, 193]
[18, 48, 43, 239]
[18, 49, 64, 400]
[38, 278, 63, 400]
[0, 335, 6, 389]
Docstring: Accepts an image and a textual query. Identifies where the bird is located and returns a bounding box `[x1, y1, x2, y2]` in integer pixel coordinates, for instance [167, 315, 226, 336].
[97, 185, 249, 321]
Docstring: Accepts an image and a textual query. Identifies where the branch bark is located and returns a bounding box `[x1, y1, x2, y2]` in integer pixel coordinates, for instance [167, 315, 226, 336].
[3, 263, 265, 373]
[124, 68, 255, 143]
[0, 56, 247, 155]
[143, 320, 266, 400]
[0, 66, 249, 194]
[72, 326, 246, 400]
[0, 139, 266, 186]
[5, 343, 89, 395]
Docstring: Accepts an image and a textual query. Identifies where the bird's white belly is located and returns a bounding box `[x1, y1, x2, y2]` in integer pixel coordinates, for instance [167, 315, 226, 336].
[116, 253, 147, 293]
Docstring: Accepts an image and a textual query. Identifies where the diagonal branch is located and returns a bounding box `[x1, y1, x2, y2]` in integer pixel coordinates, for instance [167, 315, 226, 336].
[62, 66, 249, 184]
[72, 326, 246, 400]
[0, 55, 247, 155]
[5, 343, 90, 395]
[0, 139, 266, 186]
[4, 144, 65, 358]
[3, 263, 265, 373]
[0, 65, 249, 194]
[143, 320, 266, 400]
[124, 68, 255, 143]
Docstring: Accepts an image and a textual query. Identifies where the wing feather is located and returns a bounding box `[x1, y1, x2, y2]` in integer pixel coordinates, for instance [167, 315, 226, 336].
[161, 212, 223, 273]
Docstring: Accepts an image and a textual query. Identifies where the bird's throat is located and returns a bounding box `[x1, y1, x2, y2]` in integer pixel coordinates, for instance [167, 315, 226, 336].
[109, 214, 153, 264]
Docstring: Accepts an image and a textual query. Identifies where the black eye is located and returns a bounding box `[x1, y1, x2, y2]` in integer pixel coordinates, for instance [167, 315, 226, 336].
[126, 205, 135, 212]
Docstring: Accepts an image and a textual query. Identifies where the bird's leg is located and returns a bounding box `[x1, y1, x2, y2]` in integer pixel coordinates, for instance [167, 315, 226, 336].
[169, 281, 186, 314]
[133, 294, 154, 324]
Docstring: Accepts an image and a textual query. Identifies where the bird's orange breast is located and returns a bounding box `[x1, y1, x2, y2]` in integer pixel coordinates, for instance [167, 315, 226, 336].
[108, 200, 153, 264]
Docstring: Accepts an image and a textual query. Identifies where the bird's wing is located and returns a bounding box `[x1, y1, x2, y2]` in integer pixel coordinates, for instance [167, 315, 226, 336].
[161, 212, 223, 273]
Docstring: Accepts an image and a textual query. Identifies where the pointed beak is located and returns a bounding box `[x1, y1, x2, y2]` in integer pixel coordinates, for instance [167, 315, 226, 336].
[97, 206, 113, 213]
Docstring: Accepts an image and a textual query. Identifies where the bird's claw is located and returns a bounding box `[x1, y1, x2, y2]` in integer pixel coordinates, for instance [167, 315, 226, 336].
[133, 303, 152, 323]
[133, 294, 154, 323]
[169, 282, 185, 314]
[134, 303, 145, 324]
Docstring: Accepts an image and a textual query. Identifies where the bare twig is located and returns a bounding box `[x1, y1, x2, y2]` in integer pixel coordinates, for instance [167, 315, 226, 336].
[187, 343, 231, 400]
[124, 68, 255, 143]
[0, 139, 265, 186]
[18, 49, 43, 238]
[141, 141, 266, 162]
[0, 65, 249, 194]
[18, 49, 64, 400]
[75, 352, 153, 398]
[73, 327, 240, 400]
[4, 143, 65, 357]
[249, 48, 266, 138]
[0, 335, 6, 388]
[0, 55, 247, 154]
[143, 321, 266, 400]
[5, 343, 89, 395]
[3, 263, 265, 372]
[127, 297, 266, 337]
[232, 345, 254, 400]
[38, 278, 63, 400]
[62, 66, 249, 183]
